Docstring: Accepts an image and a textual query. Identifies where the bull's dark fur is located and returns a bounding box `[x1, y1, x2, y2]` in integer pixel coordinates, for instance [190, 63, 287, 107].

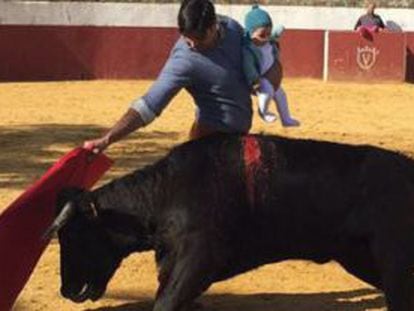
[56, 134, 414, 311]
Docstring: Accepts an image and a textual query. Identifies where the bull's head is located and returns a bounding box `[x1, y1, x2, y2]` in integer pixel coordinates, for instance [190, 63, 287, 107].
[46, 188, 123, 303]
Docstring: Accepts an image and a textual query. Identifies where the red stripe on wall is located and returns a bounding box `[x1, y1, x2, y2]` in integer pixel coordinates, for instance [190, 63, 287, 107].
[1, 26, 413, 82]
[279, 30, 325, 79]
[0, 25, 325, 82]
[0, 25, 178, 81]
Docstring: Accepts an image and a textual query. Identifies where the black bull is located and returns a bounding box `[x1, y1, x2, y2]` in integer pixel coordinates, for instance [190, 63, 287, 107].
[48, 134, 414, 311]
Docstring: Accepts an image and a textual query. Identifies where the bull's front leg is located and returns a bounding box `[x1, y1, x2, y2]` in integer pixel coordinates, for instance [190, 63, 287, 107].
[373, 232, 414, 311]
[381, 265, 414, 311]
[153, 232, 214, 311]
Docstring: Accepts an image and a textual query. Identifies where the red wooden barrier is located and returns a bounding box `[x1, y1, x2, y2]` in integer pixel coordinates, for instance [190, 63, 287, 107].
[0, 25, 178, 81]
[279, 29, 325, 79]
[1, 26, 413, 82]
[328, 31, 406, 82]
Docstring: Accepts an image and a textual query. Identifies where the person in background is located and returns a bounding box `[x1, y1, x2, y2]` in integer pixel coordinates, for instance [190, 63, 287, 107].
[243, 5, 300, 127]
[85, 0, 279, 153]
[354, 0, 385, 34]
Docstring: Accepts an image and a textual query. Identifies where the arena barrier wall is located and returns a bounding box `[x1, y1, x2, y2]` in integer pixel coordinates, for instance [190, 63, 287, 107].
[1, 2, 414, 82]
[1, 25, 414, 82]
[0, 25, 178, 81]
[328, 31, 407, 82]
[279, 29, 325, 79]
[406, 32, 414, 83]
[0, 26, 324, 81]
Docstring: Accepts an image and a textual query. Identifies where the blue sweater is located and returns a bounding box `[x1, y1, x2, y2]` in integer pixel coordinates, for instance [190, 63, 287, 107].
[133, 16, 253, 133]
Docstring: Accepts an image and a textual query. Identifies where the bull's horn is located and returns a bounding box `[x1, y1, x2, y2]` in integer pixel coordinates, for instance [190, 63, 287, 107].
[42, 202, 76, 241]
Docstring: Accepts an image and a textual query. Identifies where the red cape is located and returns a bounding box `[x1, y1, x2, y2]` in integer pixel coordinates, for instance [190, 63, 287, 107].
[0, 148, 112, 311]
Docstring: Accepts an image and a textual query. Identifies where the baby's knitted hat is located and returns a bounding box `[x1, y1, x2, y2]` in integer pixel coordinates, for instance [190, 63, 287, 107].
[244, 4, 272, 36]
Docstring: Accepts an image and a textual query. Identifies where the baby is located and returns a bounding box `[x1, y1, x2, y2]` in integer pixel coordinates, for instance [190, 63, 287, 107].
[243, 5, 299, 126]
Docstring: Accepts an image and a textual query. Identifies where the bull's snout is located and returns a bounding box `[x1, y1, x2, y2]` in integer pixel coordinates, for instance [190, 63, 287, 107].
[61, 282, 105, 303]
[61, 283, 89, 303]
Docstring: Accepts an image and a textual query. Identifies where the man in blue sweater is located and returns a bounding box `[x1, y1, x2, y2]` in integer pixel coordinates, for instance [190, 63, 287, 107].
[85, 0, 266, 152]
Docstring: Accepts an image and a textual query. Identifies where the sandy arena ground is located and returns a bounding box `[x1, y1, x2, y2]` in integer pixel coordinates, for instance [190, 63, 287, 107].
[1, 79, 414, 311]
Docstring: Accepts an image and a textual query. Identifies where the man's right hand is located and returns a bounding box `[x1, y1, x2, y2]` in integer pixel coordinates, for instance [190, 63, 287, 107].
[83, 108, 145, 155]
[83, 136, 110, 154]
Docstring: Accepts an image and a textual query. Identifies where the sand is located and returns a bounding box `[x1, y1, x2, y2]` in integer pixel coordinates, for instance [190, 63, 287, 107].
[2, 79, 413, 311]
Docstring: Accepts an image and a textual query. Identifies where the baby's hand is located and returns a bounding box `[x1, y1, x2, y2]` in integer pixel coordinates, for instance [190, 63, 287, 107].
[251, 81, 260, 95]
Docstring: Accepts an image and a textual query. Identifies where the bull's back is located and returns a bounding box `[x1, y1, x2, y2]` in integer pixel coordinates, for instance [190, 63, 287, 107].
[164, 135, 414, 266]
[196, 135, 414, 270]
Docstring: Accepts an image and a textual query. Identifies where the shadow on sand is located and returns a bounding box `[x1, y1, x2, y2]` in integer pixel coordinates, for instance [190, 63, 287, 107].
[86, 288, 384, 311]
[0, 124, 181, 189]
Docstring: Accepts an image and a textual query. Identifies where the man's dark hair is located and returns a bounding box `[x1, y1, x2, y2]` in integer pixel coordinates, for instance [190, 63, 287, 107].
[178, 0, 216, 38]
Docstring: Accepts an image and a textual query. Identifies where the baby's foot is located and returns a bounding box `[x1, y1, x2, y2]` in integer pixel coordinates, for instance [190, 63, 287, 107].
[282, 118, 300, 127]
[258, 110, 277, 123]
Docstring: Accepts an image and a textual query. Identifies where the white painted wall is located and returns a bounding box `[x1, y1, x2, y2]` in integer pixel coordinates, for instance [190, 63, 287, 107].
[220, 5, 414, 31]
[0, 2, 178, 27]
[0, 2, 413, 31]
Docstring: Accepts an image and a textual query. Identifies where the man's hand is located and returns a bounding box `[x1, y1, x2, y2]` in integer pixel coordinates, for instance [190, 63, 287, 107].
[83, 136, 110, 154]
[83, 108, 144, 155]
